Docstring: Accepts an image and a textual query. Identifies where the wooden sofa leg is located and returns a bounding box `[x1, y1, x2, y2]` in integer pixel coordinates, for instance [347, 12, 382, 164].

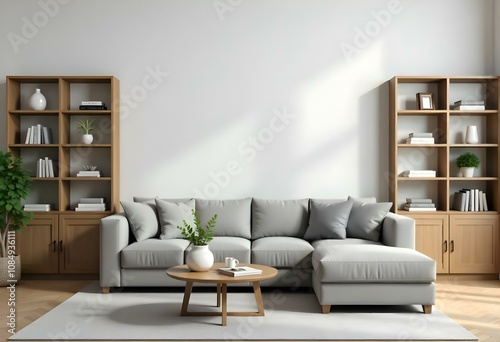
[102, 287, 110, 294]
[322, 305, 331, 314]
[422, 305, 432, 314]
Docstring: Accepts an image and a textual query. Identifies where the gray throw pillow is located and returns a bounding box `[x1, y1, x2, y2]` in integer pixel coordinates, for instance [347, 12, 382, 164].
[346, 199, 393, 241]
[120, 201, 159, 241]
[195, 198, 252, 238]
[155, 198, 195, 239]
[251, 198, 309, 239]
[304, 200, 353, 240]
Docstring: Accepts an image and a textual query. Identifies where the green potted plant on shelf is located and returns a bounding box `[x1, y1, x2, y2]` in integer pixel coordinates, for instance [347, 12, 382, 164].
[456, 152, 480, 178]
[0, 151, 33, 285]
[178, 209, 217, 271]
[77, 119, 97, 144]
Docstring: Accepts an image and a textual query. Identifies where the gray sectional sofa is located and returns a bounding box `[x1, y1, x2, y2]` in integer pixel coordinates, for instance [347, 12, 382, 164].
[100, 197, 436, 314]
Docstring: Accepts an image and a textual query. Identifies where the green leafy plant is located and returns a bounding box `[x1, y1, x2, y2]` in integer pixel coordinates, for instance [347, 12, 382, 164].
[177, 209, 217, 246]
[456, 152, 480, 168]
[0, 151, 33, 258]
[76, 119, 97, 135]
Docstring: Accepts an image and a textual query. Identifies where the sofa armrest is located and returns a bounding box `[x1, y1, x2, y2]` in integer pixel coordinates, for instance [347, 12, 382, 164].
[381, 212, 415, 249]
[100, 213, 130, 290]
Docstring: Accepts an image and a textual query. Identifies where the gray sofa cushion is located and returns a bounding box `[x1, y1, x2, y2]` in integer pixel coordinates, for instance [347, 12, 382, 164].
[155, 198, 195, 239]
[304, 200, 353, 240]
[205, 236, 251, 263]
[121, 239, 190, 268]
[346, 199, 392, 242]
[252, 198, 309, 239]
[195, 198, 252, 238]
[312, 244, 436, 283]
[120, 201, 158, 241]
[252, 237, 314, 268]
[311, 238, 382, 249]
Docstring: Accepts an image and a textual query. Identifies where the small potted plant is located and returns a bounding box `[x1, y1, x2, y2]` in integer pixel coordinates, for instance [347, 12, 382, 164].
[456, 152, 480, 177]
[77, 119, 97, 144]
[178, 209, 217, 271]
[0, 151, 33, 285]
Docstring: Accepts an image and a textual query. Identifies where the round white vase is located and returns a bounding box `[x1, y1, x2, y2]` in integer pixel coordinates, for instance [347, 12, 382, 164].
[29, 88, 47, 110]
[460, 167, 475, 177]
[81, 134, 93, 144]
[465, 126, 478, 144]
[186, 245, 214, 271]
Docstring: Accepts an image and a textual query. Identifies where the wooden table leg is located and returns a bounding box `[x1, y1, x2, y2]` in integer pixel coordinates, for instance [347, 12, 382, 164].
[216, 283, 221, 307]
[252, 281, 265, 315]
[221, 283, 227, 326]
[180, 281, 193, 316]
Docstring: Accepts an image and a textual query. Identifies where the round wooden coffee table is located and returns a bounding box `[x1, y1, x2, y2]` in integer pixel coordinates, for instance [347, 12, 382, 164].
[166, 263, 278, 326]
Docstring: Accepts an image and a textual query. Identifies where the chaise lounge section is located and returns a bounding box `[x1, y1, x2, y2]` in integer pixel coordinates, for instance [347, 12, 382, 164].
[100, 196, 436, 313]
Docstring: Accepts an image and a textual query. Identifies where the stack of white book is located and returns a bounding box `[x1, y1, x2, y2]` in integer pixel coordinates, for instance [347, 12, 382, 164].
[24, 203, 52, 211]
[75, 197, 106, 211]
[453, 189, 488, 211]
[400, 170, 436, 178]
[37, 157, 55, 177]
[402, 198, 436, 212]
[25, 124, 52, 144]
[76, 170, 100, 177]
[451, 100, 485, 111]
[406, 132, 434, 144]
[218, 266, 263, 277]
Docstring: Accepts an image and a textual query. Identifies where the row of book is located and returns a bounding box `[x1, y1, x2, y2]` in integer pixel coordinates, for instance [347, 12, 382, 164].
[406, 132, 434, 144]
[75, 197, 106, 211]
[400, 170, 436, 178]
[25, 124, 53, 144]
[36, 157, 56, 177]
[451, 100, 485, 111]
[402, 198, 436, 212]
[79, 100, 107, 110]
[453, 189, 488, 212]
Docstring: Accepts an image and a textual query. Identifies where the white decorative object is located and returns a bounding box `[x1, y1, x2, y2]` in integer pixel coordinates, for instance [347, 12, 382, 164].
[460, 167, 475, 178]
[82, 134, 93, 144]
[28, 88, 47, 110]
[186, 245, 214, 271]
[225, 257, 239, 268]
[465, 125, 478, 144]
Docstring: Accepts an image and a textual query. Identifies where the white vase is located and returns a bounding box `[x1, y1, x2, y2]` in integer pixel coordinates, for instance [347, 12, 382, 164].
[465, 126, 478, 144]
[28, 88, 47, 110]
[460, 167, 475, 178]
[81, 134, 93, 144]
[186, 245, 214, 271]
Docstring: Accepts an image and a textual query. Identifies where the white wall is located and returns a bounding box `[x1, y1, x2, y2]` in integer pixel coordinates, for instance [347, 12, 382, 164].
[0, 0, 496, 201]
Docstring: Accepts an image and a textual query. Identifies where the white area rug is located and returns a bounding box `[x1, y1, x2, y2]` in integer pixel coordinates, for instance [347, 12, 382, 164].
[11, 283, 477, 341]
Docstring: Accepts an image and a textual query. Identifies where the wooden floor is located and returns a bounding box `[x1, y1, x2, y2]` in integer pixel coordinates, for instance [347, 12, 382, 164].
[0, 277, 499, 342]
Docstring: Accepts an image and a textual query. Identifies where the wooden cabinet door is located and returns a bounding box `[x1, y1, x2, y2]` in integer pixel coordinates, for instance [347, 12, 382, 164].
[59, 215, 104, 274]
[411, 214, 449, 273]
[16, 214, 58, 273]
[449, 215, 499, 274]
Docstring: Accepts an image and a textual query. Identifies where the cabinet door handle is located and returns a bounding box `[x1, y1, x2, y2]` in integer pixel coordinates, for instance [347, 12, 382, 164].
[59, 240, 62, 252]
[444, 241, 447, 253]
[52, 240, 56, 252]
[450, 240, 454, 252]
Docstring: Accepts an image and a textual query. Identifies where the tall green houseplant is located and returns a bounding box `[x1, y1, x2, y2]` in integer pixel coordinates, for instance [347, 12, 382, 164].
[0, 151, 33, 259]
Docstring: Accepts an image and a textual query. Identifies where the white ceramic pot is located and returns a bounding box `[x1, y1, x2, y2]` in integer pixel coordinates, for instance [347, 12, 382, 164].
[0, 255, 21, 286]
[82, 134, 93, 144]
[186, 245, 214, 271]
[460, 167, 475, 177]
[29, 88, 47, 110]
